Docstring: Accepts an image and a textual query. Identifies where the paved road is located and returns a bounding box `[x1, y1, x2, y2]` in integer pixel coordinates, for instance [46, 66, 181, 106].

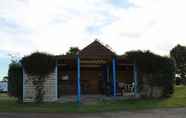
[0, 108, 186, 118]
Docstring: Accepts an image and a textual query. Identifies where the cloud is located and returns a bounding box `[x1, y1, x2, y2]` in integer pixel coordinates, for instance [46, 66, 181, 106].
[1, 0, 186, 79]
[108, 0, 136, 8]
[0, 0, 186, 58]
[98, 0, 186, 55]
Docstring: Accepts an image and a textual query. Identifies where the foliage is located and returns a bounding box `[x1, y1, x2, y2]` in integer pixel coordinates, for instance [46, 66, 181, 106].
[66, 47, 80, 55]
[170, 44, 186, 85]
[126, 50, 166, 73]
[8, 61, 22, 101]
[21, 52, 56, 76]
[125, 50, 175, 97]
[175, 77, 182, 85]
[2, 76, 8, 82]
[21, 52, 56, 103]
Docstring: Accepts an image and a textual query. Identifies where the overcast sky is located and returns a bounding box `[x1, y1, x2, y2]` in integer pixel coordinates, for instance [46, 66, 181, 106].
[0, 0, 186, 79]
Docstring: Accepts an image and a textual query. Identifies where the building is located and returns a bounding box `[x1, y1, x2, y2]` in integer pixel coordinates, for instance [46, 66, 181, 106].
[0, 81, 8, 92]
[23, 40, 138, 102]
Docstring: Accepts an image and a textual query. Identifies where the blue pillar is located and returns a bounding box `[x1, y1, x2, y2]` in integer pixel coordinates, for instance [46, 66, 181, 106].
[76, 55, 81, 104]
[112, 57, 117, 96]
[133, 63, 138, 96]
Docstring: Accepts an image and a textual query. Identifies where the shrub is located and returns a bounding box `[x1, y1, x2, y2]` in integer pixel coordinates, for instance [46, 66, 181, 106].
[125, 50, 176, 98]
[170, 44, 186, 85]
[21, 52, 56, 76]
[8, 61, 23, 101]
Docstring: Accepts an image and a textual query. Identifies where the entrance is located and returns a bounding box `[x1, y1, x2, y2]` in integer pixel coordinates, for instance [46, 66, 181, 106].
[80, 67, 104, 94]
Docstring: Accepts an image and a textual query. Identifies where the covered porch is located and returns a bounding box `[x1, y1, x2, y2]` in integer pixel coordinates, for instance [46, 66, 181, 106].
[56, 55, 139, 103]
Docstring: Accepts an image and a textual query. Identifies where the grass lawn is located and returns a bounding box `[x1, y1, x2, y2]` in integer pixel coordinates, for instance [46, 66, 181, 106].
[0, 86, 186, 112]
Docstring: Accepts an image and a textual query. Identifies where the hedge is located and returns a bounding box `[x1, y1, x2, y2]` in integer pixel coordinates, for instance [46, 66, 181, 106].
[21, 52, 56, 76]
[8, 62, 23, 102]
[125, 50, 176, 97]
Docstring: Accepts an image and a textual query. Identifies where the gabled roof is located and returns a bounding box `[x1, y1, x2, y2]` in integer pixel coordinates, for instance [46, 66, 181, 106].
[79, 40, 115, 58]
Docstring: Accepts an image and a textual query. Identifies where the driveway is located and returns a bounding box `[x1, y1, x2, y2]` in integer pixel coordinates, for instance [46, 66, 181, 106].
[0, 108, 185, 118]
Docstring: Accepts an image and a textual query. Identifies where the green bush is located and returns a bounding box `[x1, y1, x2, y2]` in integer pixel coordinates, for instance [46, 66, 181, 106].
[170, 44, 186, 85]
[21, 52, 56, 76]
[8, 61, 23, 101]
[125, 50, 176, 97]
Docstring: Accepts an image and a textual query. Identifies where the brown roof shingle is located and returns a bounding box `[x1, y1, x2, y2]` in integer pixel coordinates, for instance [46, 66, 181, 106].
[79, 40, 115, 58]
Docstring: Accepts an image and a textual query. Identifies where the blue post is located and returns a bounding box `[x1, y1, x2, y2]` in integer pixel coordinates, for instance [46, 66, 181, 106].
[133, 63, 138, 97]
[112, 57, 117, 96]
[76, 56, 81, 104]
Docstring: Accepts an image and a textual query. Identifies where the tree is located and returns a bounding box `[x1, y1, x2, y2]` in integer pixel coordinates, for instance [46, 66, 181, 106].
[8, 60, 22, 99]
[170, 44, 186, 85]
[2, 76, 8, 82]
[66, 47, 80, 55]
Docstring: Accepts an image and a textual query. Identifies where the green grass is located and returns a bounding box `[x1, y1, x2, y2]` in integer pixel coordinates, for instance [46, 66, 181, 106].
[0, 86, 186, 112]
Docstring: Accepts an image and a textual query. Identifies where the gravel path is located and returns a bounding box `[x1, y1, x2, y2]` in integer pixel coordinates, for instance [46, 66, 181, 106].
[0, 108, 186, 118]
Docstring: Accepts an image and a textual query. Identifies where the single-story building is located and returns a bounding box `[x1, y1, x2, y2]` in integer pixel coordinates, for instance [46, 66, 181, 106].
[0, 81, 8, 92]
[23, 40, 139, 102]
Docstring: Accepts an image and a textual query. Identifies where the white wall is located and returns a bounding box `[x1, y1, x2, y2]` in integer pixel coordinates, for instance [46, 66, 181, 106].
[23, 66, 58, 102]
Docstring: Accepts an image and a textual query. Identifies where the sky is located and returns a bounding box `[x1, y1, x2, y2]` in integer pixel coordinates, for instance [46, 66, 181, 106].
[1, 0, 186, 79]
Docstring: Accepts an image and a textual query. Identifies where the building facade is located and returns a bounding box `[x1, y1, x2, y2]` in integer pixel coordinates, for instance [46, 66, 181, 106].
[23, 40, 138, 102]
